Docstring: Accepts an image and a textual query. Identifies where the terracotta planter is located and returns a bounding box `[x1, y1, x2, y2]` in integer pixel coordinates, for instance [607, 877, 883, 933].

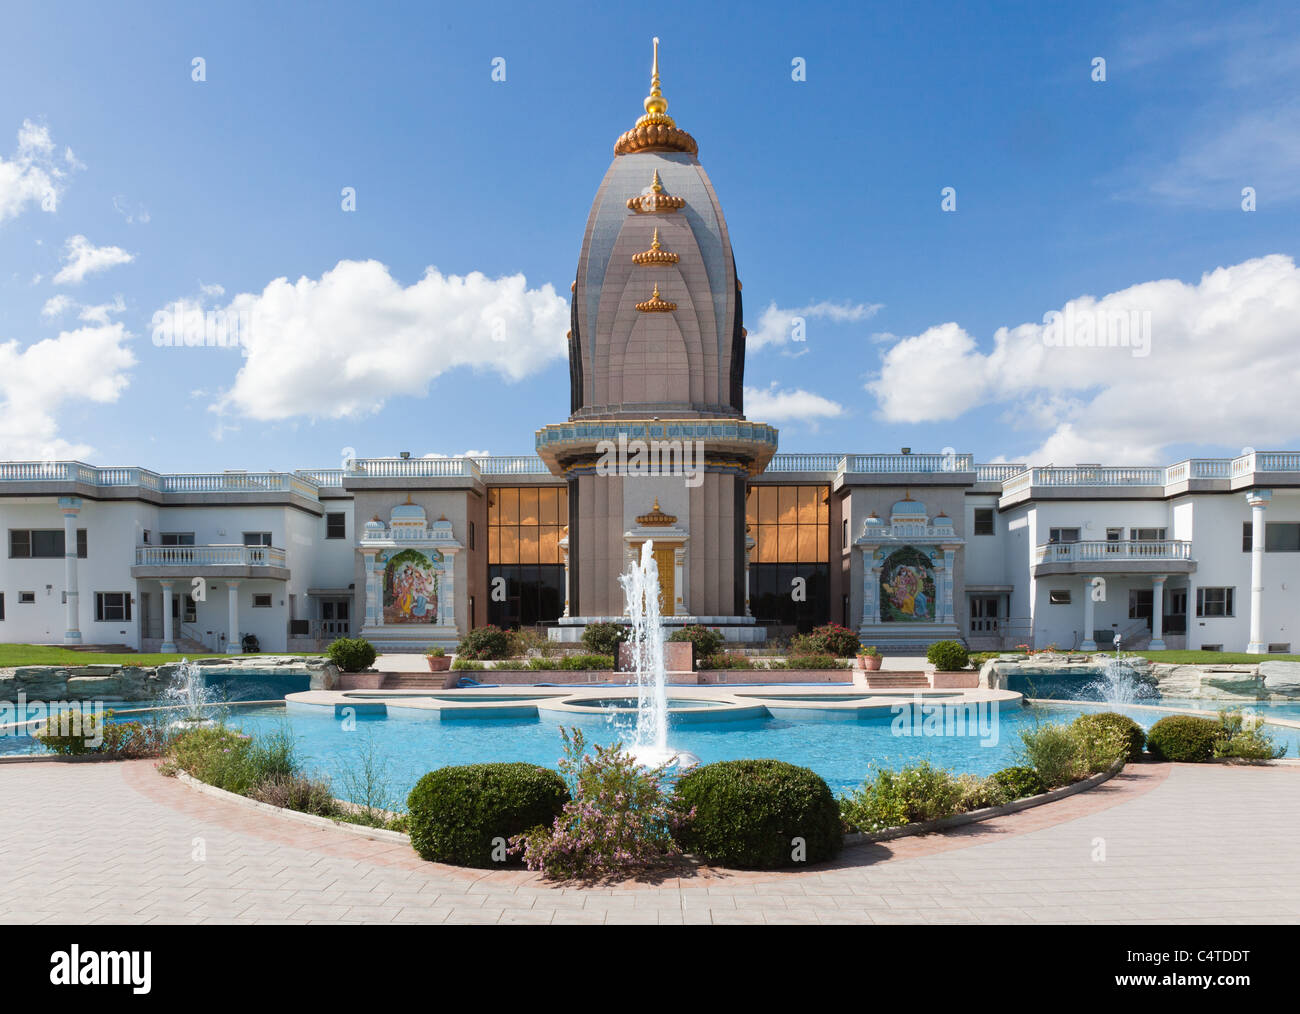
[858, 655, 882, 671]
[425, 656, 451, 672]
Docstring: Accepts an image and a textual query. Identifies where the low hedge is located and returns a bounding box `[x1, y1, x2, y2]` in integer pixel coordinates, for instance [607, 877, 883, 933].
[673, 759, 842, 869]
[558, 653, 615, 671]
[989, 765, 1046, 800]
[1072, 711, 1146, 762]
[406, 763, 570, 867]
[926, 639, 969, 671]
[668, 624, 724, 659]
[1145, 714, 1222, 762]
[326, 637, 377, 672]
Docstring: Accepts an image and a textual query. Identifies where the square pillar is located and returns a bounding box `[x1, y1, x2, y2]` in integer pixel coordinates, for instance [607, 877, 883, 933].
[1080, 575, 1098, 651]
[226, 580, 242, 654]
[160, 580, 177, 653]
[1149, 575, 1167, 650]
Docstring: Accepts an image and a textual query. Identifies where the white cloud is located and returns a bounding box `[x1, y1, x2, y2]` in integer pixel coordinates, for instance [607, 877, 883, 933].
[866, 254, 1300, 463]
[199, 281, 225, 297]
[0, 324, 136, 459]
[0, 119, 75, 222]
[423, 449, 492, 458]
[53, 235, 135, 285]
[112, 194, 150, 224]
[78, 295, 127, 325]
[748, 300, 882, 350]
[744, 382, 845, 425]
[205, 259, 569, 421]
[40, 294, 74, 319]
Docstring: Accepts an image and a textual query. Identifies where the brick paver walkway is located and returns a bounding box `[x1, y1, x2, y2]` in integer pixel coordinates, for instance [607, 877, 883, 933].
[2, 759, 1298, 924]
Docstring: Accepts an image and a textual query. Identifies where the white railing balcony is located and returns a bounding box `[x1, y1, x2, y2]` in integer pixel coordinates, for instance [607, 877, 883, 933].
[160, 471, 317, 498]
[1165, 458, 1232, 483]
[134, 544, 287, 568]
[1019, 465, 1165, 487]
[977, 463, 1026, 482]
[765, 453, 845, 472]
[1233, 451, 1300, 476]
[844, 452, 974, 473]
[296, 468, 345, 487]
[349, 457, 476, 478]
[1033, 539, 1192, 565]
[473, 455, 550, 475]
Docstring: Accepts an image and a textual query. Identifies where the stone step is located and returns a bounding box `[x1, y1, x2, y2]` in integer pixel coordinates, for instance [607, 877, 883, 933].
[378, 672, 447, 690]
[863, 672, 931, 689]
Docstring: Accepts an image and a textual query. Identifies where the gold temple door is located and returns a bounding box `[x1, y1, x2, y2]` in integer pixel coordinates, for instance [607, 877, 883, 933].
[654, 545, 675, 615]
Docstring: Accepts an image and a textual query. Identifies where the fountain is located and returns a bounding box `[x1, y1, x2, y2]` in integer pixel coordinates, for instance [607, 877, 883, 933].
[617, 540, 700, 770]
[164, 658, 216, 728]
[1086, 635, 1158, 704]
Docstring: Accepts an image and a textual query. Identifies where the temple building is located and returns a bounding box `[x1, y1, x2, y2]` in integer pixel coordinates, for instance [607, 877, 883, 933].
[1, 43, 1299, 656]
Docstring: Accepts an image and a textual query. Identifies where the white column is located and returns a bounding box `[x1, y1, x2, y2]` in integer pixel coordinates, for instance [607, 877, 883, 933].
[59, 497, 81, 644]
[226, 580, 241, 654]
[1247, 490, 1271, 653]
[940, 547, 957, 623]
[559, 532, 570, 617]
[743, 533, 754, 618]
[160, 579, 177, 653]
[440, 550, 457, 631]
[673, 544, 686, 617]
[1149, 575, 1167, 650]
[362, 551, 380, 628]
[1080, 575, 1098, 651]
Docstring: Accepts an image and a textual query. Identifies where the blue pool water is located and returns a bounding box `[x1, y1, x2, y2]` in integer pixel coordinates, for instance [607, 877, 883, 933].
[7, 698, 1296, 804]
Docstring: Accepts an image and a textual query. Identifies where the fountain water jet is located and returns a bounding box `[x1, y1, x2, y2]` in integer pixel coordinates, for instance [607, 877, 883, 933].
[165, 658, 216, 728]
[618, 540, 700, 770]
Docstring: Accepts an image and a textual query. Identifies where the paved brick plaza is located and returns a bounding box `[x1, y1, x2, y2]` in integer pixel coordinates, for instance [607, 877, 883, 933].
[2, 759, 1298, 925]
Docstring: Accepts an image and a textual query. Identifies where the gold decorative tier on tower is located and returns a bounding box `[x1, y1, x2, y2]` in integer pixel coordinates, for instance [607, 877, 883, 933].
[635, 283, 677, 313]
[632, 228, 679, 265]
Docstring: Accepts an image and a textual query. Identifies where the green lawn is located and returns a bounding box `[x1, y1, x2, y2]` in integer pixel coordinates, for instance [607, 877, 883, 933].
[0, 644, 322, 667]
[1130, 650, 1300, 665]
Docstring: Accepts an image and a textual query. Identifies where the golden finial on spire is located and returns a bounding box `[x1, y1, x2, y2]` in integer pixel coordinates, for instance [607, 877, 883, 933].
[627, 169, 686, 214]
[651, 170, 663, 193]
[614, 38, 698, 157]
[644, 37, 667, 116]
[651, 228, 661, 250]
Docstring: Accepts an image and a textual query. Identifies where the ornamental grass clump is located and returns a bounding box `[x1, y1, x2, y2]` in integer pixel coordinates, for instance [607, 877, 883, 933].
[1213, 709, 1286, 761]
[510, 727, 691, 880]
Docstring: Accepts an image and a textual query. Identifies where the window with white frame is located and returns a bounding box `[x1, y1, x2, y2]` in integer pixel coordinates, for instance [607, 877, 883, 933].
[973, 508, 995, 536]
[242, 532, 272, 547]
[160, 532, 195, 546]
[1048, 527, 1080, 544]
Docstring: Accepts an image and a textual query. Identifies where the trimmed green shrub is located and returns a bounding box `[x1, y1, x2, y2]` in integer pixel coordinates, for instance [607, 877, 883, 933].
[326, 637, 377, 672]
[989, 765, 1046, 800]
[451, 658, 485, 671]
[926, 639, 970, 671]
[527, 657, 560, 670]
[785, 653, 841, 669]
[668, 624, 724, 659]
[1073, 711, 1146, 762]
[581, 621, 627, 657]
[789, 623, 860, 657]
[1146, 714, 1220, 762]
[456, 625, 514, 660]
[558, 653, 615, 671]
[839, 762, 965, 832]
[406, 762, 570, 867]
[697, 651, 754, 670]
[674, 759, 842, 869]
[33, 707, 105, 755]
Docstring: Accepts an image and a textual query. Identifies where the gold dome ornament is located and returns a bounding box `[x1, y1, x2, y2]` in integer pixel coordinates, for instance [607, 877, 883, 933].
[632, 228, 680, 265]
[626, 170, 686, 213]
[635, 283, 677, 313]
[614, 38, 699, 157]
[636, 497, 678, 526]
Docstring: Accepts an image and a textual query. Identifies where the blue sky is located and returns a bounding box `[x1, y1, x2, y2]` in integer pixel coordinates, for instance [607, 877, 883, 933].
[1, 0, 1297, 471]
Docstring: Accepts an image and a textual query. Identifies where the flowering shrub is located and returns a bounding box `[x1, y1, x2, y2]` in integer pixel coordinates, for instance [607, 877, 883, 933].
[790, 623, 860, 658]
[510, 728, 691, 879]
[456, 625, 514, 660]
[667, 624, 724, 659]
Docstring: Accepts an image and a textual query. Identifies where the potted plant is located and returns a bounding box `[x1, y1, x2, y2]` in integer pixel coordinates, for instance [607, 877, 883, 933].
[857, 645, 882, 671]
[425, 646, 451, 672]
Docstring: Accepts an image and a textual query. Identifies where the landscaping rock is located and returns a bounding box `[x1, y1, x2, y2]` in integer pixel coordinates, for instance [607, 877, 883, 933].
[1259, 661, 1300, 699]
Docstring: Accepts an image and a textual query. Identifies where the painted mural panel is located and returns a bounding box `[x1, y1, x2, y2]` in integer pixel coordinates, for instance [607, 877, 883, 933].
[880, 546, 936, 622]
[383, 548, 441, 624]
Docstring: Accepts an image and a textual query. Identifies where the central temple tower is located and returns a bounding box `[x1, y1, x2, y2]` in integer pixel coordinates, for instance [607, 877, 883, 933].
[539, 40, 776, 635]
